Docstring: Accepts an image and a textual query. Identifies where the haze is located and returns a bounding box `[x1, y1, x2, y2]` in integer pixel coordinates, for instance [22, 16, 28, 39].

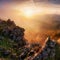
[0, 0, 60, 43]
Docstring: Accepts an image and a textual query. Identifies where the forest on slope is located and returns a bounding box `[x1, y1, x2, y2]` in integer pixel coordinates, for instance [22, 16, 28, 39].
[0, 19, 60, 60]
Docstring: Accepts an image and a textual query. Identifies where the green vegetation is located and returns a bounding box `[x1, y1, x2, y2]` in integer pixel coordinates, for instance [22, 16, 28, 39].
[55, 43, 60, 60]
[0, 19, 26, 60]
[0, 19, 60, 60]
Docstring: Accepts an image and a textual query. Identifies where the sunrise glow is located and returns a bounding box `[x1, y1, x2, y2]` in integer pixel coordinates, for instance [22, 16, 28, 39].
[0, 0, 60, 60]
[20, 6, 44, 18]
[23, 8, 34, 17]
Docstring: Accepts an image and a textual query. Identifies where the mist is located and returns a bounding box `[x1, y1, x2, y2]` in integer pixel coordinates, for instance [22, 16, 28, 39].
[0, 1, 60, 44]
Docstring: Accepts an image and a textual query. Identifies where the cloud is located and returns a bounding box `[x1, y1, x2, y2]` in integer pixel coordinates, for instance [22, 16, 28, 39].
[54, 33, 60, 38]
[0, 0, 28, 2]
[38, 14, 60, 30]
[33, 0, 60, 4]
[0, 0, 60, 4]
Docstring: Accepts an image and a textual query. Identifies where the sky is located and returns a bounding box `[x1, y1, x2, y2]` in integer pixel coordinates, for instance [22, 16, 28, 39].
[0, 0, 60, 4]
[0, 0, 60, 43]
[0, 0, 60, 27]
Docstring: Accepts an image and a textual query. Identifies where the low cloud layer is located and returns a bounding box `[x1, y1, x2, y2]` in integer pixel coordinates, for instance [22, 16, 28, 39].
[40, 14, 60, 30]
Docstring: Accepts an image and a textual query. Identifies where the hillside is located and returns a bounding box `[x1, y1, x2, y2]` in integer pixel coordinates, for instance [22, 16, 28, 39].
[0, 19, 60, 60]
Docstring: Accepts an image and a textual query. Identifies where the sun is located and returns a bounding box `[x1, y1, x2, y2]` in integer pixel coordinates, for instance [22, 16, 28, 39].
[24, 9, 34, 17]
[20, 6, 44, 18]
[22, 7, 35, 17]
